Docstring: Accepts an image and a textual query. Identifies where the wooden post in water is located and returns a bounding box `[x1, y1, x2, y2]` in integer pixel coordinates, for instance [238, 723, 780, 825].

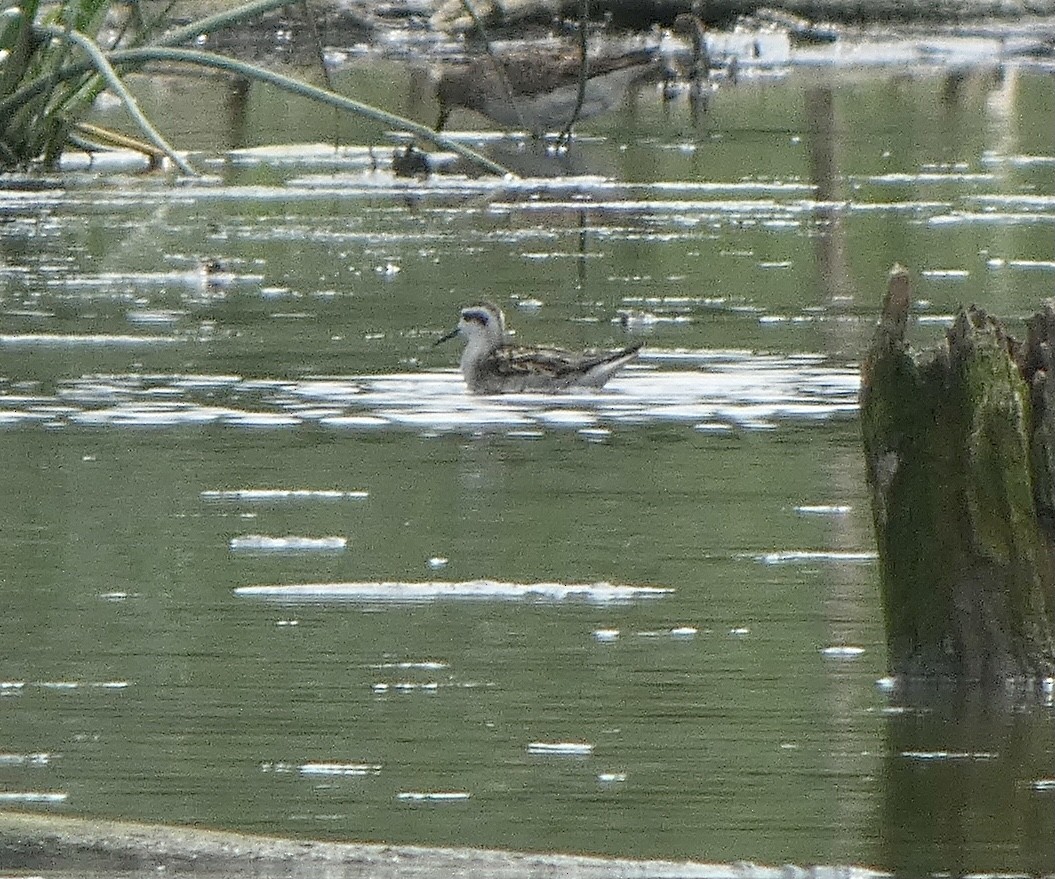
[860, 265, 1055, 682]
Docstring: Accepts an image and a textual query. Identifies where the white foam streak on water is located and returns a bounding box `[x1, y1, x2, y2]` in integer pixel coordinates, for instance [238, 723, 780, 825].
[126, 310, 188, 326]
[929, 211, 1055, 226]
[298, 763, 382, 776]
[0, 354, 859, 433]
[857, 172, 994, 186]
[0, 753, 52, 765]
[234, 581, 673, 604]
[322, 415, 390, 428]
[230, 143, 382, 165]
[527, 742, 594, 756]
[794, 505, 852, 516]
[900, 751, 998, 761]
[222, 411, 303, 428]
[173, 376, 243, 389]
[984, 155, 1055, 168]
[0, 333, 181, 347]
[821, 646, 867, 659]
[201, 489, 368, 502]
[971, 193, 1055, 209]
[0, 792, 68, 803]
[757, 550, 877, 565]
[70, 404, 233, 427]
[0, 680, 126, 692]
[229, 535, 347, 553]
[987, 258, 1055, 271]
[327, 362, 857, 433]
[373, 682, 440, 693]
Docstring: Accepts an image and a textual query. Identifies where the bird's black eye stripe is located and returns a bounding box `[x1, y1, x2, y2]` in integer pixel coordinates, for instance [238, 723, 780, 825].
[462, 310, 489, 325]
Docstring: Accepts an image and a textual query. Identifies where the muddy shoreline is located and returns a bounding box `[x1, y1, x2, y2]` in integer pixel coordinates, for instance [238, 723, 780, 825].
[0, 811, 890, 879]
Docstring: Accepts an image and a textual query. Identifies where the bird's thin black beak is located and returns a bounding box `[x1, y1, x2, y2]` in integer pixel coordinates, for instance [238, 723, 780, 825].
[434, 327, 459, 347]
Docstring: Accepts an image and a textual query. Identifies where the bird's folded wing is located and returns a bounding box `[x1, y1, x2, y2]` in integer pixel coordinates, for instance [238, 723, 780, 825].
[485, 344, 640, 378]
[496, 48, 659, 97]
[483, 347, 579, 378]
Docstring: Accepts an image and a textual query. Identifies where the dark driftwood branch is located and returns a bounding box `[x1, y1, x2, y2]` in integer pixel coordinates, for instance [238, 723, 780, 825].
[861, 265, 1055, 683]
[434, 0, 1055, 32]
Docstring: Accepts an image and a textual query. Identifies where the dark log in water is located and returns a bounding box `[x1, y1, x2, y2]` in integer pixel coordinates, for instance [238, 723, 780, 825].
[860, 266, 1055, 682]
[444, 0, 1055, 30]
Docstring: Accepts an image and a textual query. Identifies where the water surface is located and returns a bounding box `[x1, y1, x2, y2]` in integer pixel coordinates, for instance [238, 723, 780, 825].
[2, 60, 1055, 876]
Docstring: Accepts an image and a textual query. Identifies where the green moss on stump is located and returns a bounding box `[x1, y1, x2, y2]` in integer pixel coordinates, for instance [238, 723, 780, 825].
[861, 266, 1055, 681]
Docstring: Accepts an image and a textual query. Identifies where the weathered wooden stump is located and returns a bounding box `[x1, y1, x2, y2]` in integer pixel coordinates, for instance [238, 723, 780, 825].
[861, 265, 1055, 682]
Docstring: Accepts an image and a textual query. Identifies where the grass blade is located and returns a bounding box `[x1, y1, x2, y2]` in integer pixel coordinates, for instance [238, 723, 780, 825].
[38, 23, 197, 174]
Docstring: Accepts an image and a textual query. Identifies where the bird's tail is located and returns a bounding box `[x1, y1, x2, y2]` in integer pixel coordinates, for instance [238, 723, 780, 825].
[580, 342, 643, 387]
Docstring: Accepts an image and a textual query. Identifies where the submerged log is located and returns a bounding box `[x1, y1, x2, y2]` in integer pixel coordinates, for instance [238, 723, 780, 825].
[861, 265, 1055, 682]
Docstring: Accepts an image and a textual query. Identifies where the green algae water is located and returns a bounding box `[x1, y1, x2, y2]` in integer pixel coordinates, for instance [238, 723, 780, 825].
[1, 63, 1054, 876]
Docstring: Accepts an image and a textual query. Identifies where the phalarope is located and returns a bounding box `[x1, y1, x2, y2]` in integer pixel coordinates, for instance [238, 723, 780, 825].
[435, 46, 661, 136]
[435, 302, 642, 394]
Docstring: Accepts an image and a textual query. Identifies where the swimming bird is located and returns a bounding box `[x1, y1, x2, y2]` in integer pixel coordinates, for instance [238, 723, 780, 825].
[435, 46, 661, 136]
[435, 301, 642, 394]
